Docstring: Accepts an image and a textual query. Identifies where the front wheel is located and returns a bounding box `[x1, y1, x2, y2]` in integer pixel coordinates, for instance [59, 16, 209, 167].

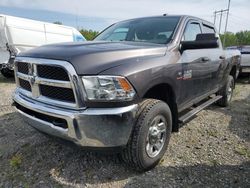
[217, 75, 234, 107]
[121, 99, 172, 171]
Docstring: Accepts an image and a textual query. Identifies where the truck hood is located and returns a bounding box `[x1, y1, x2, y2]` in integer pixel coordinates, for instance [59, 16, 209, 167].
[18, 41, 167, 75]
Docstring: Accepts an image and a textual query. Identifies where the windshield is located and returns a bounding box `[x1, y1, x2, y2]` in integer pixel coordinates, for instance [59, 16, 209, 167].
[94, 17, 180, 44]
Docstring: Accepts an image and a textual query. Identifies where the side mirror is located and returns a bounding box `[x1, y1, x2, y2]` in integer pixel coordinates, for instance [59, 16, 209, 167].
[180, 33, 219, 52]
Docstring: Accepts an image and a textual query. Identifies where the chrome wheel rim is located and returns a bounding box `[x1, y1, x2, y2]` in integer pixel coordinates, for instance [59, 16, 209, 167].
[146, 115, 167, 158]
[227, 82, 233, 102]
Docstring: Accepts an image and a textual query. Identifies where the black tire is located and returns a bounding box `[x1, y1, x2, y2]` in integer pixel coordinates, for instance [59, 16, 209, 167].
[1, 68, 14, 78]
[121, 99, 172, 171]
[217, 75, 234, 107]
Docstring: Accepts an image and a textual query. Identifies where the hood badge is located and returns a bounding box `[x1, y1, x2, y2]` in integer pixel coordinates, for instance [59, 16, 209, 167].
[27, 63, 36, 85]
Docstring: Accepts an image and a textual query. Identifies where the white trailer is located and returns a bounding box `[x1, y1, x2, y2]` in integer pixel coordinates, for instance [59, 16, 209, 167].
[0, 14, 86, 77]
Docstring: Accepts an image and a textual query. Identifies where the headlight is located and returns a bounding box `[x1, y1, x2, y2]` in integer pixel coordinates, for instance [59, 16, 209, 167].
[82, 76, 136, 101]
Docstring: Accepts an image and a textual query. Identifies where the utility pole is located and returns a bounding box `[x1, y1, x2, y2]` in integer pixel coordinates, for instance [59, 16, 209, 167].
[213, 11, 217, 25]
[223, 0, 231, 47]
[218, 10, 223, 34]
[214, 9, 228, 34]
[213, 0, 231, 48]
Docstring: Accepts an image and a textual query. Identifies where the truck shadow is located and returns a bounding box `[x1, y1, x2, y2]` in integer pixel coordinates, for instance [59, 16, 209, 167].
[0, 74, 15, 83]
[123, 162, 250, 187]
[211, 95, 250, 142]
[237, 75, 250, 84]
[180, 76, 250, 143]
[207, 77, 250, 142]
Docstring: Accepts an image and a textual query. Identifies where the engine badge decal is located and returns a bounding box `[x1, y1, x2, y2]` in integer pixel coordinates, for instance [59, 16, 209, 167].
[177, 70, 192, 80]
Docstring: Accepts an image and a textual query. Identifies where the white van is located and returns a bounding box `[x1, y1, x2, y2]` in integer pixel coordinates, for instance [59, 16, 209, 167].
[0, 14, 86, 77]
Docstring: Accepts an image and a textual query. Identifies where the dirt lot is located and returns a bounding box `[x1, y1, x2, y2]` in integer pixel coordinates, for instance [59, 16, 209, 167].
[0, 74, 249, 188]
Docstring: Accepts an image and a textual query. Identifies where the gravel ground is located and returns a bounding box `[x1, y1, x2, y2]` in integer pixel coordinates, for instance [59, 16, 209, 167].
[0, 74, 249, 188]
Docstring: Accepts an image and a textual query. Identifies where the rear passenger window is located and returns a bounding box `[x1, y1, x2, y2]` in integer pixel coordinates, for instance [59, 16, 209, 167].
[203, 24, 215, 34]
[183, 22, 202, 41]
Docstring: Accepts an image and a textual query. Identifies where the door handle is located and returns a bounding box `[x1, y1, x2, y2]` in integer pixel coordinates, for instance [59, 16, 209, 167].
[201, 57, 210, 62]
[219, 55, 225, 59]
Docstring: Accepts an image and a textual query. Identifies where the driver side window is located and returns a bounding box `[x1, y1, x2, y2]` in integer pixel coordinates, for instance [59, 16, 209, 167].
[183, 22, 202, 41]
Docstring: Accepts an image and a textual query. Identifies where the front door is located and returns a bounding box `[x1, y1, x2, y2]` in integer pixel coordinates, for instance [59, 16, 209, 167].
[178, 20, 213, 105]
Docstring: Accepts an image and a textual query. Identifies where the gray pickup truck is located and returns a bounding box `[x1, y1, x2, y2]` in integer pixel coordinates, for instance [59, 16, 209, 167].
[13, 15, 240, 171]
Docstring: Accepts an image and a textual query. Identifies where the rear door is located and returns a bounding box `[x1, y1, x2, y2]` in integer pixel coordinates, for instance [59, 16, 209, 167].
[201, 23, 225, 91]
[179, 20, 213, 104]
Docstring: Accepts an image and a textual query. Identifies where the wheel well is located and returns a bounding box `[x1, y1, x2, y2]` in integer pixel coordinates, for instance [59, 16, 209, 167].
[230, 66, 237, 88]
[143, 84, 179, 132]
[230, 66, 237, 80]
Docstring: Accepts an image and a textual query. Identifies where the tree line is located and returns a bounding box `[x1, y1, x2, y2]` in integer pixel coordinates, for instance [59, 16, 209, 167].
[79, 29, 99, 41]
[53, 21, 99, 40]
[220, 30, 250, 47]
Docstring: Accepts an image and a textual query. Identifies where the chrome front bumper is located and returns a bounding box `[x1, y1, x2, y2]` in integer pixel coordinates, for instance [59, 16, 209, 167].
[13, 90, 138, 147]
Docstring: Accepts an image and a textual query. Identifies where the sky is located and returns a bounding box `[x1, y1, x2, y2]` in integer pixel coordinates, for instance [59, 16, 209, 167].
[0, 0, 249, 33]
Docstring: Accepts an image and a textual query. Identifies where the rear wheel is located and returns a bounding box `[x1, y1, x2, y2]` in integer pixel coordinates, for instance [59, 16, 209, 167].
[121, 99, 172, 171]
[217, 75, 234, 107]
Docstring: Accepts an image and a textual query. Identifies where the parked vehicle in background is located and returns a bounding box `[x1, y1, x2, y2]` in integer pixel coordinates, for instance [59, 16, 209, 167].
[0, 14, 86, 78]
[13, 15, 241, 171]
[239, 46, 250, 75]
[227, 45, 250, 75]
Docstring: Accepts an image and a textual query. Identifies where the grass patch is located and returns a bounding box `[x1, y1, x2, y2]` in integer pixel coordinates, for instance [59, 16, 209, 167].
[206, 129, 218, 138]
[209, 159, 219, 166]
[233, 86, 241, 96]
[10, 154, 22, 169]
[235, 145, 250, 159]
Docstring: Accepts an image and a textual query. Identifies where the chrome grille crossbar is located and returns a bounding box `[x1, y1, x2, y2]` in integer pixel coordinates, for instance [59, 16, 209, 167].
[16, 72, 71, 88]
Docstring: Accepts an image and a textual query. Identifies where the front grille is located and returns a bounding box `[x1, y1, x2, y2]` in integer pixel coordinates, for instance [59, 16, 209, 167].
[15, 59, 78, 107]
[17, 62, 29, 74]
[40, 85, 75, 103]
[19, 78, 31, 91]
[37, 65, 69, 81]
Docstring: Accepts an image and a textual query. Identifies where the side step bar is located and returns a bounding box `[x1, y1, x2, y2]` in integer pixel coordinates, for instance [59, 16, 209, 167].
[178, 95, 222, 124]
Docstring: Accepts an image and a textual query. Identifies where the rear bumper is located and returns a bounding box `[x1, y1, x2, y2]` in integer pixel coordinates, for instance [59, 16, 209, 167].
[13, 90, 138, 148]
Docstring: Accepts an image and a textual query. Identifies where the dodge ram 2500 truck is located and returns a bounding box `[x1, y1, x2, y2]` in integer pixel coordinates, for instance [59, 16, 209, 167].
[13, 15, 240, 171]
